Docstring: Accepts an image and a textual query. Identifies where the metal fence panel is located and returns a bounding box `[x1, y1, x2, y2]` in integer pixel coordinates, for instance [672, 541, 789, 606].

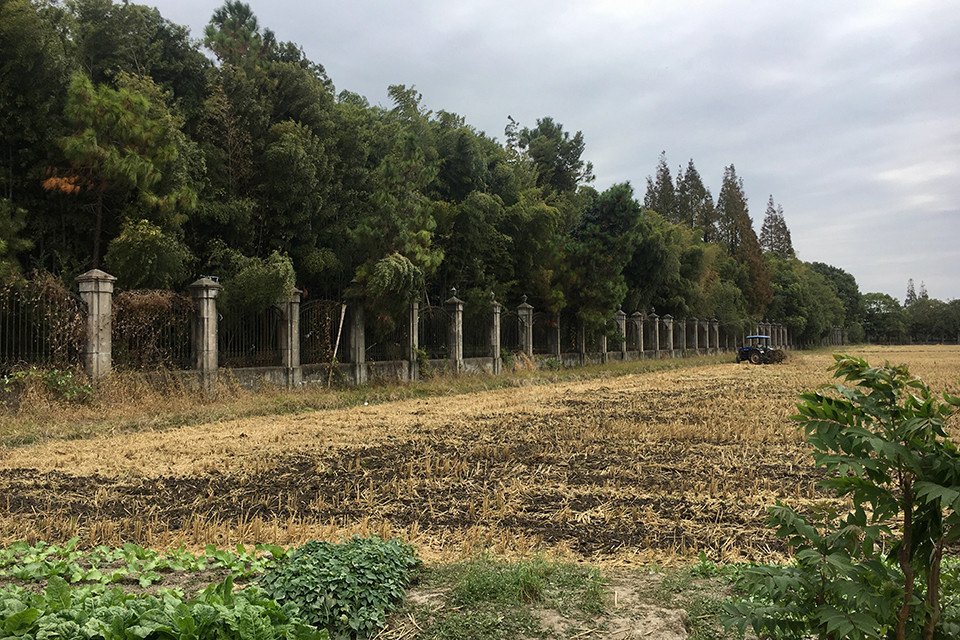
[301, 299, 348, 365]
[112, 290, 194, 370]
[418, 306, 448, 359]
[218, 306, 283, 368]
[0, 275, 85, 372]
[462, 305, 490, 358]
[366, 313, 407, 362]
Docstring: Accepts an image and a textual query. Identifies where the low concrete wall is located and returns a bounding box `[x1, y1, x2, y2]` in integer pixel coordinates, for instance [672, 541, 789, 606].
[369, 360, 412, 382]
[302, 362, 351, 386]
[463, 356, 495, 374]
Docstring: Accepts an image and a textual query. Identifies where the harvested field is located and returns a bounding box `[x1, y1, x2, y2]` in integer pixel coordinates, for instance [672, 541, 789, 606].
[1, 346, 958, 564]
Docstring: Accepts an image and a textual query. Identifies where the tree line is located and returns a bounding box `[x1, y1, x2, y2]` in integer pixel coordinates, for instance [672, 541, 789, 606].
[1, 0, 955, 344]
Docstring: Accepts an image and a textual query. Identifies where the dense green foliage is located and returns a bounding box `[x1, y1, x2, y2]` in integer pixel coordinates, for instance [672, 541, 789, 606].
[0, 537, 422, 639]
[2, 0, 952, 340]
[0, 575, 327, 639]
[259, 536, 419, 639]
[724, 356, 960, 639]
[0, 538, 286, 587]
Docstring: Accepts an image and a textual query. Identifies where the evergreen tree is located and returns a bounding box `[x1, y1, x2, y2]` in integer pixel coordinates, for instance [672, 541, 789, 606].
[675, 158, 716, 240]
[517, 117, 594, 194]
[809, 262, 863, 328]
[759, 195, 794, 258]
[562, 183, 643, 331]
[715, 164, 771, 315]
[905, 278, 917, 307]
[204, 0, 275, 68]
[643, 151, 676, 222]
[43, 71, 196, 268]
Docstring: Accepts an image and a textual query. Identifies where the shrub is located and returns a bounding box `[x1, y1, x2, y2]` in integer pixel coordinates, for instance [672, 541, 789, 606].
[1, 367, 92, 407]
[259, 536, 420, 639]
[723, 355, 960, 640]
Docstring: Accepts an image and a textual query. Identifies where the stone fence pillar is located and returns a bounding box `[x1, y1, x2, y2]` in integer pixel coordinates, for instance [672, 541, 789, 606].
[77, 269, 117, 381]
[278, 290, 302, 387]
[490, 297, 502, 375]
[518, 296, 534, 360]
[446, 290, 464, 371]
[678, 319, 687, 356]
[188, 276, 221, 394]
[689, 317, 699, 354]
[631, 312, 644, 355]
[616, 308, 627, 359]
[550, 313, 561, 361]
[649, 312, 660, 358]
[710, 318, 719, 354]
[406, 301, 419, 381]
[349, 301, 367, 385]
[577, 321, 586, 366]
[663, 314, 674, 358]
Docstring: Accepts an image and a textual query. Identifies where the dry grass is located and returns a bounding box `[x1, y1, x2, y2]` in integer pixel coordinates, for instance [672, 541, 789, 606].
[0, 345, 957, 566]
[0, 354, 733, 446]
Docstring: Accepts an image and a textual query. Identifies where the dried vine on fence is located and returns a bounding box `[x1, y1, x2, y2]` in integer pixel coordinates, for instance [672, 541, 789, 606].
[112, 290, 195, 370]
[0, 273, 86, 371]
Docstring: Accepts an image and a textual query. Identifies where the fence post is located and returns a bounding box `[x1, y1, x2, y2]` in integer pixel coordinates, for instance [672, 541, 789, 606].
[279, 290, 302, 388]
[632, 312, 644, 357]
[518, 295, 534, 361]
[76, 269, 116, 381]
[188, 276, 221, 394]
[551, 313, 561, 361]
[407, 301, 419, 381]
[649, 311, 660, 358]
[678, 319, 687, 357]
[711, 318, 719, 354]
[446, 289, 464, 372]
[663, 314, 674, 358]
[490, 295, 502, 375]
[349, 299, 367, 386]
[616, 308, 627, 359]
[576, 320, 586, 366]
[688, 317, 698, 354]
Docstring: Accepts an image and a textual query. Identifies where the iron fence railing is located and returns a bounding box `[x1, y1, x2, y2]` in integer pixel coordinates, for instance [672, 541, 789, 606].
[300, 299, 348, 365]
[463, 306, 490, 358]
[366, 316, 406, 362]
[112, 290, 194, 370]
[218, 305, 283, 368]
[418, 306, 449, 360]
[0, 276, 85, 373]
[499, 310, 521, 354]
[532, 312, 554, 355]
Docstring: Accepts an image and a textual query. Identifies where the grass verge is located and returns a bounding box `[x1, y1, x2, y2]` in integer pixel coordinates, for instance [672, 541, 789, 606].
[0, 353, 732, 446]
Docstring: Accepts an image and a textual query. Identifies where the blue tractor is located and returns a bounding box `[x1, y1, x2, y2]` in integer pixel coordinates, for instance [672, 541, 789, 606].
[736, 335, 784, 364]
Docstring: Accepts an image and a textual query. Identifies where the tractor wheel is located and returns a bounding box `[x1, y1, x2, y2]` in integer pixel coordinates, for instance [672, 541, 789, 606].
[749, 352, 762, 365]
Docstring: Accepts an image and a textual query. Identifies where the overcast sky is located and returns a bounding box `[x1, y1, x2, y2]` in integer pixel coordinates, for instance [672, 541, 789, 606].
[148, 0, 960, 303]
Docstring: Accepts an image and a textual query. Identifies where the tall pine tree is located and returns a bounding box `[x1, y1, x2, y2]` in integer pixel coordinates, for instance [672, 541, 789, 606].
[675, 158, 716, 240]
[643, 151, 676, 222]
[759, 195, 794, 258]
[715, 164, 771, 315]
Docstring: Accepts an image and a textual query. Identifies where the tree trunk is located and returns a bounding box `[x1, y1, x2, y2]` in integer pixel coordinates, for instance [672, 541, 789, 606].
[923, 537, 945, 640]
[895, 476, 914, 640]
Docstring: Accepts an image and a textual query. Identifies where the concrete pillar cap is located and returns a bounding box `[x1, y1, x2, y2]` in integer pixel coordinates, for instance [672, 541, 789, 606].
[76, 269, 117, 283]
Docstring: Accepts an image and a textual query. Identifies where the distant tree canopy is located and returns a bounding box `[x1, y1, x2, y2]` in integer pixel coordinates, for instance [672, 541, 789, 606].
[2, 0, 950, 343]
